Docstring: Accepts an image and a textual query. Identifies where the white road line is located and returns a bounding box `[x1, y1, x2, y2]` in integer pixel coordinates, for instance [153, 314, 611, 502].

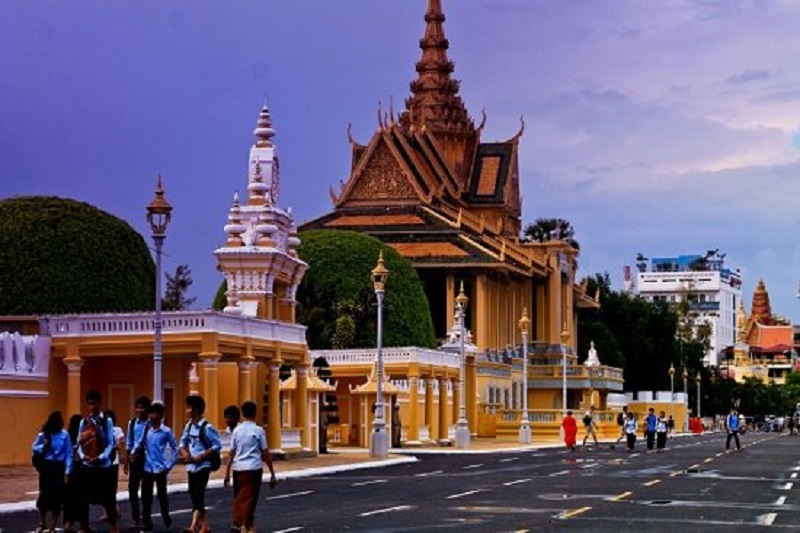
[463, 463, 484, 469]
[358, 505, 412, 517]
[791, 472, 798, 479]
[776, 496, 787, 505]
[780, 482, 794, 490]
[274, 527, 304, 533]
[794, 466, 800, 472]
[351, 479, 388, 487]
[550, 470, 570, 477]
[414, 470, 443, 477]
[446, 489, 483, 499]
[503, 478, 532, 486]
[24, 490, 39, 495]
[500, 457, 519, 463]
[267, 490, 314, 501]
[757, 513, 777, 525]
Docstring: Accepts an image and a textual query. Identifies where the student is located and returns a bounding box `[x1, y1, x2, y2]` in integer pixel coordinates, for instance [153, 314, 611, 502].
[124, 395, 152, 530]
[130, 401, 178, 532]
[726, 407, 742, 451]
[101, 409, 125, 524]
[624, 410, 638, 452]
[561, 410, 578, 452]
[179, 395, 221, 533]
[76, 390, 118, 533]
[31, 411, 73, 533]
[644, 408, 657, 451]
[656, 410, 668, 452]
[612, 406, 628, 449]
[220, 404, 241, 533]
[62, 413, 84, 532]
[582, 405, 599, 447]
[224, 401, 277, 533]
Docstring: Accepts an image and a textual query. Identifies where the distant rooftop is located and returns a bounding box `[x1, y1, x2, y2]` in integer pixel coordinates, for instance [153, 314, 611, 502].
[635, 250, 740, 279]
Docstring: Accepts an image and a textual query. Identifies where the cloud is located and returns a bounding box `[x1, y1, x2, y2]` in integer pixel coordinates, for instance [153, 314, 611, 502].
[726, 69, 772, 85]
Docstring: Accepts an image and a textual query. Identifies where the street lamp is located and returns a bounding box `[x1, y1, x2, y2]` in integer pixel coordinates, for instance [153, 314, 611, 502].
[682, 366, 689, 432]
[454, 283, 470, 449]
[560, 325, 569, 415]
[518, 308, 531, 444]
[696, 371, 702, 419]
[146, 175, 172, 403]
[369, 251, 389, 458]
[669, 363, 675, 425]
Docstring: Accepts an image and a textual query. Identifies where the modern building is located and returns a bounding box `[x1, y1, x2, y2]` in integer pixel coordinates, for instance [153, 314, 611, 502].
[627, 251, 742, 367]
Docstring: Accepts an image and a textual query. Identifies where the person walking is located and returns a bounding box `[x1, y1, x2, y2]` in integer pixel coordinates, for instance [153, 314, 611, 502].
[624, 410, 638, 452]
[224, 401, 277, 533]
[124, 395, 151, 530]
[582, 405, 599, 447]
[561, 410, 578, 452]
[62, 413, 83, 532]
[31, 411, 73, 533]
[179, 395, 221, 533]
[76, 390, 119, 533]
[100, 409, 124, 524]
[221, 404, 242, 533]
[656, 410, 668, 452]
[644, 408, 657, 451]
[726, 407, 742, 451]
[130, 401, 178, 532]
[612, 406, 628, 449]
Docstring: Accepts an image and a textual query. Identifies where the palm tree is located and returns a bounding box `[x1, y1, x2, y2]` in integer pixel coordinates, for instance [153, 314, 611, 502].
[522, 218, 579, 250]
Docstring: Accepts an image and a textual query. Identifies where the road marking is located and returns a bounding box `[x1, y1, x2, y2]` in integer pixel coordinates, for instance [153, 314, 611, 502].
[463, 463, 484, 469]
[757, 513, 777, 525]
[609, 491, 632, 501]
[703, 458, 714, 463]
[669, 471, 681, 477]
[776, 496, 787, 505]
[688, 464, 700, 470]
[267, 490, 314, 501]
[274, 528, 304, 533]
[503, 478, 532, 486]
[169, 507, 213, 515]
[642, 479, 661, 487]
[446, 489, 483, 499]
[792, 472, 798, 479]
[780, 482, 794, 490]
[792, 466, 800, 471]
[500, 457, 519, 463]
[559, 506, 592, 519]
[414, 470, 443, 477]
[549, 470, 570, 477]
[358, 505, 412, 517]
[352, 479, 388, 487]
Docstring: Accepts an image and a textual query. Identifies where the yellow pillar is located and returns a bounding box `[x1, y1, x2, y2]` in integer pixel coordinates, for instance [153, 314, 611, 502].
[446, 275, 456, 336]
[425, 376, 436, 441]
[188, 363, 200, 396]
[438, 376, 448, 442]
[475, 275, 489, 350]
[296, 364, 310, 449]
[452, 378, 461, 424]
[535, 283, 547, 341]
[466, 355, 477, 435]
[198, 352, 221, 427]
[547, 253, 562, 344]
[238, 357, 255, 404]
[265, 294, 275, 320]
[64, 358, 83, 417]
[267, 361, 282, 451]
[407, 375, 420, 443]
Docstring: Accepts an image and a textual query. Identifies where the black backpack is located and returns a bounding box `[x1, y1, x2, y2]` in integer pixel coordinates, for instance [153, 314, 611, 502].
[616, 412, 624, 426]
[198, 421, 221, 472]
[583, 414, 592, 425]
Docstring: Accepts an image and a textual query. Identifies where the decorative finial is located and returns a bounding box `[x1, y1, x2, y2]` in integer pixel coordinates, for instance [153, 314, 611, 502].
[389, 95, 395, 125]
[377, 100, 385, 130]
[254, 104, 276, 147]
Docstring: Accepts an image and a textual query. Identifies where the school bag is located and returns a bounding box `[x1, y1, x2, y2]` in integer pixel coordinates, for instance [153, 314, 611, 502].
[582, 413, 592, 425]
[616, 412, 624, 426]
[79, 416, 107, 461]
[198, 421, 221, 471]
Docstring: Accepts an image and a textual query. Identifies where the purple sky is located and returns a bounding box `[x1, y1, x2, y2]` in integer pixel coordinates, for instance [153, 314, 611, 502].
[3, 1, 800, 320]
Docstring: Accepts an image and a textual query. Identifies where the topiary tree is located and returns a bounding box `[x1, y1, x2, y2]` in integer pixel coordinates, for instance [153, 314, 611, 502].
[296, 230, 437, 350]
[0, 196, 155, 315]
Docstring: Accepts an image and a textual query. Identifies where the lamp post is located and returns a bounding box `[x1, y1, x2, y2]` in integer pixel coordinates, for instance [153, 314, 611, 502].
[369, 251, 389, 458]
[518, 308, 531, 444]
[682, 366, 689, 432]
[146, 176, 172, 403]
[669, 363, 675, 424]
[561, 326, 569, 415]
[696, 371, 701, 419]
[454, 284, 470, 449]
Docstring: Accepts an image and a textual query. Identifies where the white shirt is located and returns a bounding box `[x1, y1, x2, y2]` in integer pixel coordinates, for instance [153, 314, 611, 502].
[230, 421, 267, 472]
[624, 418, 637, 435]
[112, 426, 125, 465]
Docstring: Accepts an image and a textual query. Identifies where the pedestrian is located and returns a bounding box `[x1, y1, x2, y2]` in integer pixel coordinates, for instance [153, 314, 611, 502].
[224, 401, 277, 533]
[644, 408, 657, 451]
[667, 415, 675, 435]
[124, 395, 151, 530]
[100, 409, 125, 524]
[31, 411, 73, 533]
[76, 390, 119, 533]
[561, 410, 578, 451]
[624, 410, 638, 452]
[179, 394, 221, 533]
[612, 406, 628, 449]
[656, 410, 668, 452]
[130, 401, 178, 532]
[221, 404, 241, 533]
[725, 407, 742, 451]
[582, 405, 599, 447]
[62, 413, 83, 532]
[391, 403, 402, 448]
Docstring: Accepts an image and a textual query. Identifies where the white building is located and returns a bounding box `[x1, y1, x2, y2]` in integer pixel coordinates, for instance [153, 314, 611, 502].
[627, 252, 742, 367]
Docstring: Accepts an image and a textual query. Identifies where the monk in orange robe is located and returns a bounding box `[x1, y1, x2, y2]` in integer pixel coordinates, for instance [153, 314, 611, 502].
[562, 410, 578, 451]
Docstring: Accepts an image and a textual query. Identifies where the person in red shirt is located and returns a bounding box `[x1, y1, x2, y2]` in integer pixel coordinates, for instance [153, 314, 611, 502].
[562, 410, 578, 452]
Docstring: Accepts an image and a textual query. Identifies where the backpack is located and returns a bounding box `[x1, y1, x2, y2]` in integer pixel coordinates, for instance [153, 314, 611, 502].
[616, 412, 624, 426]
[582, 414, 592, 425]
[32, 434, 50, 471]
[79, 416, 107, 461]
[198, 421, 221, 471]
[130, 424, 150, 466]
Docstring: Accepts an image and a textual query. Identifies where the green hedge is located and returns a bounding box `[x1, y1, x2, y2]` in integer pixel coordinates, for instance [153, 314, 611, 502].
[0, 196, 155, 315]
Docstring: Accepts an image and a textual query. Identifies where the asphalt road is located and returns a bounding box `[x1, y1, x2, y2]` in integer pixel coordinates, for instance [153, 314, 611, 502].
[4, 432, 800, 532]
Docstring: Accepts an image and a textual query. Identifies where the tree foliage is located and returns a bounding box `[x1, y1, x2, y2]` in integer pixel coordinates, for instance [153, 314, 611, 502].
[0, 196, 155, 314]
[522, 218, 579, 250]
[163, 264, 197, 311]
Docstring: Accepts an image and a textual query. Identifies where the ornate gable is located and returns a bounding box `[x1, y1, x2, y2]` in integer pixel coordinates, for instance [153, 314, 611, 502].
[342, 137, 422, 204]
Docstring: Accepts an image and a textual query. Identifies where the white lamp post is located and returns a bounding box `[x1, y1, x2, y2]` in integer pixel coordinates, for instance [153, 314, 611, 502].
[669, 363, 675, 427]
[369, 251, 389, 458]
[561, 326, 569, 414]
[696, 371, 702, 419]
[683, 366, 689, 432]
[146, 176, 172, 403]
[518, 308, 531, 444]
[454, 284, 470, 449]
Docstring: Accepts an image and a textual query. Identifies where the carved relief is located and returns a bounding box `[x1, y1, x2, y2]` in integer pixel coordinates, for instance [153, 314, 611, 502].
[349, 141, 419, 201]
